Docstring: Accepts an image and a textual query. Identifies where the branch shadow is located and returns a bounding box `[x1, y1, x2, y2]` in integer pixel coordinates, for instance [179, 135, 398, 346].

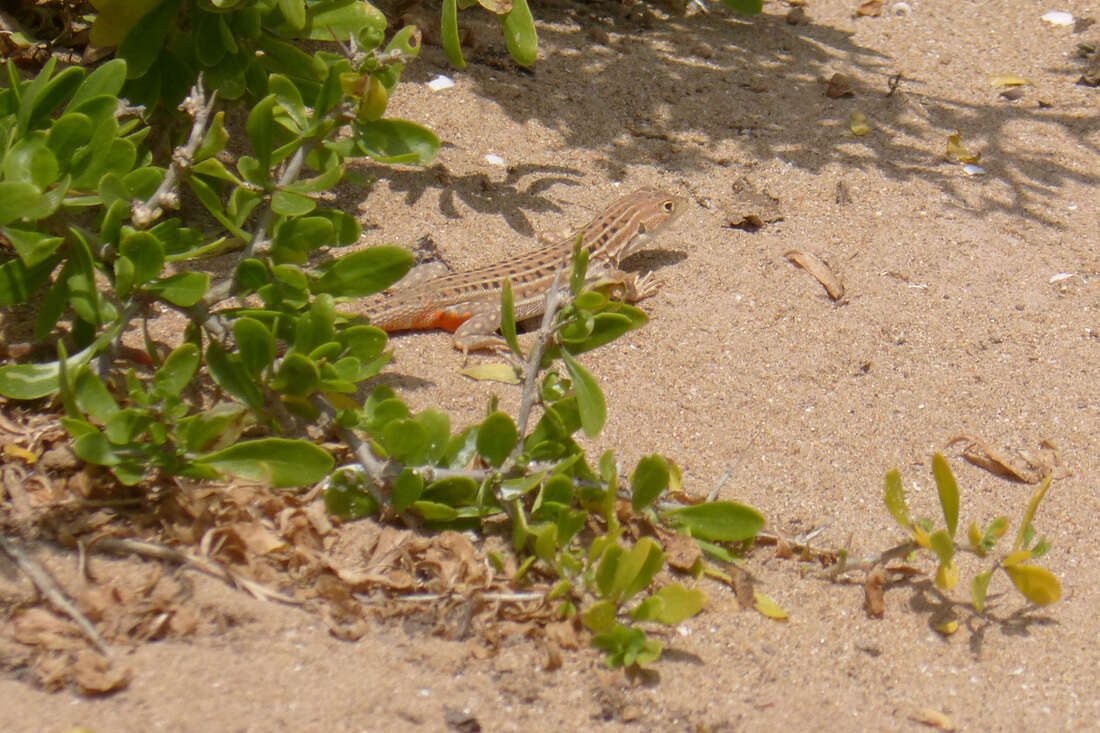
[377, 1, 1098, 230]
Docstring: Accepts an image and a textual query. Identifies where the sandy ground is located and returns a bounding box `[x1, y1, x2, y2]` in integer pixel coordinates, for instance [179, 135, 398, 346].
[3, 0, 1099, 729]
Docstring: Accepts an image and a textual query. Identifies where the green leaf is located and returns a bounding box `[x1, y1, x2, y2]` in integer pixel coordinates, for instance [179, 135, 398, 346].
[246, 93, 277, 177]
[883, 468, 910, 528]
[278, 0, 307, 30]
[119, 230, 165, 284]
[153, 343, 199, 398]
[196, 438, 334, 488]
[499, 278, 521, 356]
[73, 367, 119, 423]
[971, 569, 992, 613]
[0, 257, 54, 306]
[73, 430, 121, 466]
[929, 529, 955, 566]
[581, 599, 617, 633]
[3, 135, 60, 189]
[23, 65, 86, 133]
[0, 182, 43, 227]
[412, 500, 459, 522]
[206, 343, 265, 410]
[233, 318, 276, 377]
[325, 484, 379, 520]
[631, 584, 707, 625]
[47, 113, 93, 164]
[422, 476, 477, 506]
[721, 0, 764, 13]
[499, 0, 538, 66]
[561, 351, 605, 437]
[615, 537, 665, 602]
[441, 0, 467, 68]
[476, 411, 517, 467]
[392, 468, 424, 513]
[1003, 563, 1061, 606]
[663, 501, 765, 542]
[194, 111, 229, 163]
[179, 403, 246, 453]
[0, 341, 95, 399]
[2, 228, 63, 269]
[311, 208, 361, 246]
[314, 247, 413, 297]
[630, 454, 669, 512]
[144, 272, 210, 306]
[381, 418, 428, 464]
[272, 352, 320, 396]
[931, 452, 959, 538]
[271, 190, 316, 216]
[354, 119, 439, 166]
[1013, 476, 1052, 552]
[561, 313, 644, 355]
[70, 60, 127, 109]
[117, 0, 180, 79]
[271, 216, 334, 265]
[414, 409, 451, 464]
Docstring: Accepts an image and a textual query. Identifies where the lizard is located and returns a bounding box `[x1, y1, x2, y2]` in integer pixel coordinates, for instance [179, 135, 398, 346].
[351, 187, 687, 355]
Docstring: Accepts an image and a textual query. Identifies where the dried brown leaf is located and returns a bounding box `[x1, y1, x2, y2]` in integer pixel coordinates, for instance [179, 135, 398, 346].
[663, 531, 702, 571]
[864, 565, 887, 617]
[949, 435, 1049, 483]
[785, 249, 846, 300]
[71, 650, 132, 695]
[856, 0, 883, 16]
[908, 707, 956, 730]
[825, 73, 855, 98]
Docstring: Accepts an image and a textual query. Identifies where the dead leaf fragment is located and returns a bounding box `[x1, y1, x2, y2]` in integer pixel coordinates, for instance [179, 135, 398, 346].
[726, 177, 783, 231]
[785, 249, 846, 300]
[825, 73, 855, 98]
[849, 110, 871, 136]
[987, 74, 1031, 87]
[864, 565, 886, 617]
[908, 707, 956, 731]
[946, 133, 981, 163]
[753, 591, 788, 620]
[71, 651, 132, 696]
[948, 435, 1051, 483]
[856, 0, 883, 16]
[460, 362, 521, 384]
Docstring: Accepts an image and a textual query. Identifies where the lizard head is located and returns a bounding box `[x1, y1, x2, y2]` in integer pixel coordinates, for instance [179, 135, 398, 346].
[604, 188, 688, 264]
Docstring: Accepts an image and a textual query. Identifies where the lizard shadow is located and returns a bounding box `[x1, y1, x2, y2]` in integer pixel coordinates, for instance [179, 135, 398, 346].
[620, 247, 689, 274]
[369, 372, 437, 392]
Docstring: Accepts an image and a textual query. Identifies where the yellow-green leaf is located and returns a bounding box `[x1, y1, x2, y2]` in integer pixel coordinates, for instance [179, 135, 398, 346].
[931, 452, 959, 537]
[753, 591, 788, 620]
[459, 362, 521, 384]
[849, 110, 871, 136]
[883, 468, 910, 528]
[1013, 476, 1052, 552]
[1004, 563, 1061, 606]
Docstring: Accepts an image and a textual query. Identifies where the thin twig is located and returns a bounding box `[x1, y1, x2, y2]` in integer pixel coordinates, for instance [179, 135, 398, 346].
[88, 536, 302, 605]
[132, 77, 218, 228]
[0, 533, 111, 656]
[514, 268, 566, 441]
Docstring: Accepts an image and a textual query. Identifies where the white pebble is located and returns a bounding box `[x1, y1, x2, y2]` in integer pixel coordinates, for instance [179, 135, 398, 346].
[427, 75, 455, 91]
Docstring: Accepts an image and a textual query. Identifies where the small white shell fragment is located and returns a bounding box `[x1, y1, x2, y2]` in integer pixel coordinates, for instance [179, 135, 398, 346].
[484, 154, 506, 166]
[892, 2, 911, 16]
[962, 163, 986, 176]
[427, 75, 455, 91]
[1049, 272, 1083, 284]
[1040, 10, 1073, 26]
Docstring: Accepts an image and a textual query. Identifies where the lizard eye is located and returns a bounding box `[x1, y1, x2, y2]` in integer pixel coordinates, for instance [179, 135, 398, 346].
[662, 200, 675, 213]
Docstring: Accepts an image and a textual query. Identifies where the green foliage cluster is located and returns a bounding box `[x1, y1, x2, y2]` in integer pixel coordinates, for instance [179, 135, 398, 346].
[0, 0, 1059, 671]
[884, 454, 1061, 613]
[0, 7, 768, 667]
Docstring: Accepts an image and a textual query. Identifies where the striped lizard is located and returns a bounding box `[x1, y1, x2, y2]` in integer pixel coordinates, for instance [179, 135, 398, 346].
[354, 188, 687, 354]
